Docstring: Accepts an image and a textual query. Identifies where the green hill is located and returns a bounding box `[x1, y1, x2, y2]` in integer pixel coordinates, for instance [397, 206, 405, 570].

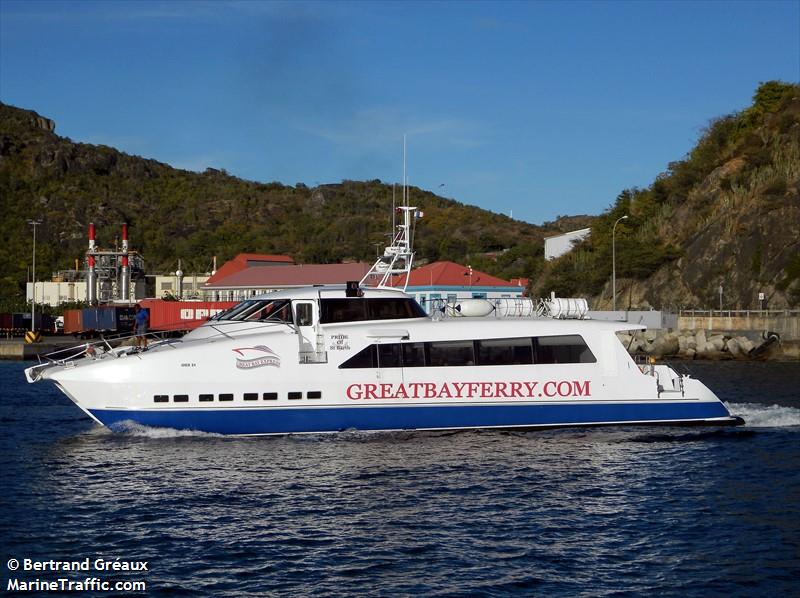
[535, 81, 800, 310]
[0, 104, 571, 307]
[2, 81, 798, 311]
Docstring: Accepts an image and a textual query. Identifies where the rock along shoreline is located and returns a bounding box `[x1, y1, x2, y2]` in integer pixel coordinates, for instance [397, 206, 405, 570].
[616, 329, 799, 361]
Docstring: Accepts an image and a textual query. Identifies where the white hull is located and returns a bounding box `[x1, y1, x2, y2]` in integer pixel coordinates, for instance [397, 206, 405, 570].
[27, 287, 740, 434]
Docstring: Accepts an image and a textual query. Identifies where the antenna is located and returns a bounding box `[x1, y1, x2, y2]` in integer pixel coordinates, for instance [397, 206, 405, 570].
[403, 134, 407, 207]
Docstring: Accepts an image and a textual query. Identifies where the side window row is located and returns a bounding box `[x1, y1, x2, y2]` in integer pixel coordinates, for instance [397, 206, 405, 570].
[339, 335, 596, 369]
[153, 391, 321, 403]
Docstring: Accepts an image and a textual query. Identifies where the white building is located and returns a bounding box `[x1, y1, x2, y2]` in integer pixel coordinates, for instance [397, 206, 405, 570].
[26, 280, 145, 307]
[154, 274, 211, 299]
[544, 228, 591, 261]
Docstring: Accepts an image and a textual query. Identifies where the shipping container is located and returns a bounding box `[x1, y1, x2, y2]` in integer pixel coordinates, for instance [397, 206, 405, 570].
[64, 309, 82, 334]
[139, 300, 238, 331]
[81, 308, 101, 331]
[11, 313, 52, 330]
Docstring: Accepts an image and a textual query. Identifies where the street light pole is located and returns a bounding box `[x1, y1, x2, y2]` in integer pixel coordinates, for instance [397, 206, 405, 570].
[27, 219, 42, 332]
[612, 215, 628, 312]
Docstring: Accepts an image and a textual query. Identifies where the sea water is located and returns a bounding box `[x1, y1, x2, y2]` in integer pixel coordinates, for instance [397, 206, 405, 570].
[0, 360, 798, 596]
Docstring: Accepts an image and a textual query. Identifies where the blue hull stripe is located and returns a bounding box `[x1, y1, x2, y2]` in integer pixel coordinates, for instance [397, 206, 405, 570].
[89, 402, 731, 435]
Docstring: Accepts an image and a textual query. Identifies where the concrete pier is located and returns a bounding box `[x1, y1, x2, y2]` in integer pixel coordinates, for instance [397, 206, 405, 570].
[0, 338, 83, 360]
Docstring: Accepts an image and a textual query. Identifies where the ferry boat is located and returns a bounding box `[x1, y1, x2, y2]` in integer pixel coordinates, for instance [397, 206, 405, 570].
[24, 208, 743, 435]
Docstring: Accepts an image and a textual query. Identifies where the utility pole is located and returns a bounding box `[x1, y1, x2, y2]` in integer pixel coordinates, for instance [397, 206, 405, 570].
[27, 220, 43, 332]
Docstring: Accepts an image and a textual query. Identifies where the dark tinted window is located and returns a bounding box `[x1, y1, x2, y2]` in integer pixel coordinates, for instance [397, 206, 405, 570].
[219, 393, 234, 402]
[340, 345, 375, 369]
[535, 335, 596, 364]
[307, 391, 322, 399]
[263, 392, 278, 400]
[376, 343, 402, 368]
[321, 298, 425, 323]
[402, 342, 426, 367]
[368, 299, 425, 320]
[288, 391, 302, 400]
[173, 394, 189, 403]
[154, 395, 168, 403]
[477, 338, 533, 365]
[295, 303, 313, 326]
[243, 393, 258, 401]
[199, 394, 213, 402]
[428, 340, 475, 367]
[321, 299, 367, 323]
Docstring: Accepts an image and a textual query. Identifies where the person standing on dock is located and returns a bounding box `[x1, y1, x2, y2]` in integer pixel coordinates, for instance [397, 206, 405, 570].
[134, 305, 149, 349]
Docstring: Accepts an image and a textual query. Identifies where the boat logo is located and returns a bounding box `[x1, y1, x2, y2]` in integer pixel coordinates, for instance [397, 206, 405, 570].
[233, 345, 281, 369]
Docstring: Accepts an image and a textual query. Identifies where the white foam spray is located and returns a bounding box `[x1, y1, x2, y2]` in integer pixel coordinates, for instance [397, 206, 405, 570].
[726, 402, 800, 428]
[113, 421, 225, 438]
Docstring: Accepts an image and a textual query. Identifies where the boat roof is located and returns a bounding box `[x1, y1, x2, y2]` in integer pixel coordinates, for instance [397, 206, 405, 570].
[251, 284, 409, 301]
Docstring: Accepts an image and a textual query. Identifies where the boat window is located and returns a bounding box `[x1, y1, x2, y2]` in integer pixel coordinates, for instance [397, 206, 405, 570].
[320, 298, 426, 323]
[376, 343, 402, 368]
[219, 393, 234, 401]
[321, 299, 366, 323]
[477, 338, 534, 366]
[339, 336, 594, 369]
[295, 303, 313, 326]
[428, 340, 475, 367]
[249, 300, 292, 322]
[216, 300, 259, 321]
[288, 392, 302, 400]
[263, 392, 278, 400]
[154, 394, 168, 403]
[307, 391, 322, 399]
[173, 394, 189, 403]
[243, 393, 258, 401]
[535, 335, 596, 364]
[214, 299, 292, 322]
[402, 342, 426, 367]
[340, 344, 376, 368]
[199, 394, 213, 402]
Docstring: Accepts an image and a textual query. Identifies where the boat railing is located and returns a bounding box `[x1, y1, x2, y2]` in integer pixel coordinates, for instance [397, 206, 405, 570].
[34, 330, 178, 365]
[633, 355, 686, 397]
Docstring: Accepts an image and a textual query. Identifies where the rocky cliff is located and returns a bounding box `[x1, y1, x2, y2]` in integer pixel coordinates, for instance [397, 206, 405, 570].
[536, 81, 800, 310]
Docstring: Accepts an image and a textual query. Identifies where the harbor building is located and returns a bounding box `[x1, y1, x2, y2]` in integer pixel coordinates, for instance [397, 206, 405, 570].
[393, 261, 526, 314]
[202, 262, 372, 301]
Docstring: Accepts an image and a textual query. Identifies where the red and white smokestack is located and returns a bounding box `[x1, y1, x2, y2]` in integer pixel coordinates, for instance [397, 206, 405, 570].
[121, 223, 130, 302]
[87, 222, 97, 304]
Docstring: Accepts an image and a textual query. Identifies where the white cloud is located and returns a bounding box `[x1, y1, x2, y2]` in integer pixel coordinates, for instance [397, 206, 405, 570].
[292, 106, 484, 151]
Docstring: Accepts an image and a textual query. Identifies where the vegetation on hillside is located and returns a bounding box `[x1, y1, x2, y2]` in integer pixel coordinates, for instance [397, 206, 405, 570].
[1, 105, 584, 307]
[535, 81, 800, 308]
[2, 80, 797, 311]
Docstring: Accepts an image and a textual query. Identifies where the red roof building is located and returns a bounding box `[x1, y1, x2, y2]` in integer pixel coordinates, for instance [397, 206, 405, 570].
[385, 261, 525, 313]
[203, 262, 372, 300]
[205, 253, 295, 286]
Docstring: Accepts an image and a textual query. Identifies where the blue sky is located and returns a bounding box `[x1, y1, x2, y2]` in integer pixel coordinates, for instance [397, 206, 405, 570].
[1, 0, 798, 224]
